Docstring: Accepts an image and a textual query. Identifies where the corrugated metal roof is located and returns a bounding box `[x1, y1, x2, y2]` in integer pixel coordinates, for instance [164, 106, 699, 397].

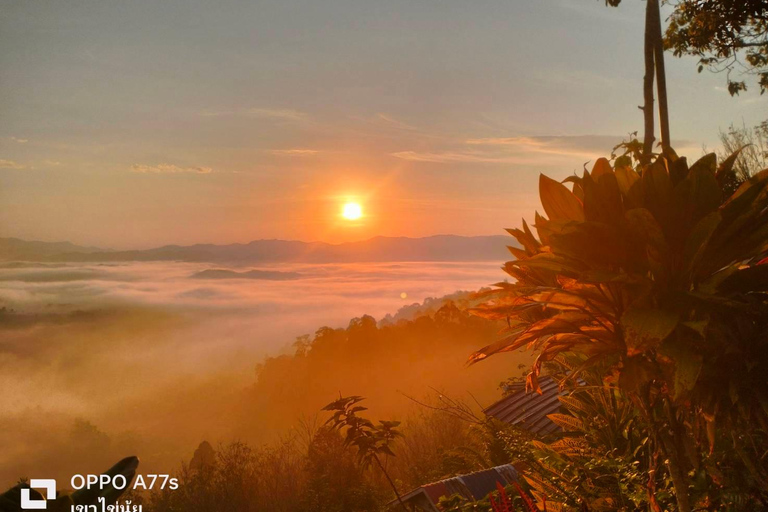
[442, 477, 473, 501]
[388, 464, 519, 510]
[422, 482, 449, 505]
[483, 375, 565, 436]
[461, 469, 508, 500]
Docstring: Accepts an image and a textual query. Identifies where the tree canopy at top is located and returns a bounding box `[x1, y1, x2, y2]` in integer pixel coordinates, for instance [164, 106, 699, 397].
[667, 0, 768, 94]
[607, 0, 768, 95]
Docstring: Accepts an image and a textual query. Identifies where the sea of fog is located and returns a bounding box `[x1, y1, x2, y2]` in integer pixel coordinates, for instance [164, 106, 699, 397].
[0, 260, 504, 360]
[0, 260, 507, 483]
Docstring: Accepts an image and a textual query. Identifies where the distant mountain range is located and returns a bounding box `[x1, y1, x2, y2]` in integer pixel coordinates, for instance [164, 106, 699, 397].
[0, 238, 103, 262]
[0, 235, 513, 264]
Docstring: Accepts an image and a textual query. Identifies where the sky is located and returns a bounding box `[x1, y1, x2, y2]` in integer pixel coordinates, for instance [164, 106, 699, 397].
[1, 0, 766, 249]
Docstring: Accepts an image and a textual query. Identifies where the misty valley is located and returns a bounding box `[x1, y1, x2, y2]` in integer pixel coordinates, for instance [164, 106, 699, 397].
[0, 256, 517, 488]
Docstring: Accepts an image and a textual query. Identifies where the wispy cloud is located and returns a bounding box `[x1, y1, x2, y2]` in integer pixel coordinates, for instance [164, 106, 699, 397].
[200, 107, 309, 123]
[10, 137, 29, 144]
[267, 149, 320, 156]
[0, 159, 27, 170]
[392, 135, 624, 166]
[391, 151, 533, 164]
[375, 113, 418, 131]
[131, 164, 213, 174]
[245, 108, 308, 122]
[465, 137, 540, 146]
[466, 135, 611, 159]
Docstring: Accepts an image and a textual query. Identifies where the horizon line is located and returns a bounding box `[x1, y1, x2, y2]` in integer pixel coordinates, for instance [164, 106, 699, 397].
[1, 232, 512, 253]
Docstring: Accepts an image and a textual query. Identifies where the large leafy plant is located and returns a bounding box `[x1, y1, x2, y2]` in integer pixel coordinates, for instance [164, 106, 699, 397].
[472, 150, 768, 510]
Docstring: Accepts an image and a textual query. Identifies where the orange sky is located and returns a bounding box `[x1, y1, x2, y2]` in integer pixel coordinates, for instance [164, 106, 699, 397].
[0, 0, 764, 249]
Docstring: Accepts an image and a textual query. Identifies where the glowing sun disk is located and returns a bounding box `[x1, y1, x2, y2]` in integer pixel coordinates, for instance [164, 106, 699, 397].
[342, 202, 363, 220]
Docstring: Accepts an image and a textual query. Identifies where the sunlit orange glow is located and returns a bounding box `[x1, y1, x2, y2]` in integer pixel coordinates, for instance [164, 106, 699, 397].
[342, 202, 363, 220]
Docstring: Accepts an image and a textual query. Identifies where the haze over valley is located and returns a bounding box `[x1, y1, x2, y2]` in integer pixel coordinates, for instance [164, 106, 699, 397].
[0, 235, 515, 484]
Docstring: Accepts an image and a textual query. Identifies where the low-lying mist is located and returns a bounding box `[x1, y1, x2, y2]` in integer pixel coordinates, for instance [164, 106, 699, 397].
[0, 260, 519, 486]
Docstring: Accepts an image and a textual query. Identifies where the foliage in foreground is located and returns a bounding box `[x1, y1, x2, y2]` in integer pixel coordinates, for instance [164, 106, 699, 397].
[323, 396, 405, 509]
[149, 433, 385, 512]
[472, 149, 768, 510]
[147, 402, 508, 512]
[438, 481, 539, 512]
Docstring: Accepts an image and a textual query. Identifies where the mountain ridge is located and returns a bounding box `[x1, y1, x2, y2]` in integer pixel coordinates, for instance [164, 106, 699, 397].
[0, 234, 514, 263]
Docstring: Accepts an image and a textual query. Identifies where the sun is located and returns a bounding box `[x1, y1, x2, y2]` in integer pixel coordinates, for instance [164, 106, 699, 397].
[342, 202, 363, 220]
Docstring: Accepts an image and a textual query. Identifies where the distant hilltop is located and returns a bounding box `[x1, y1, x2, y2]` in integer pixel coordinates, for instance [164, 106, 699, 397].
[0, 235, 514, 264]
[0, 237, 104, 262]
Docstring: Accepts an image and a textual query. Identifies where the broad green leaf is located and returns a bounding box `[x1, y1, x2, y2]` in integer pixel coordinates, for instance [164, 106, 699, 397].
[591, 157, 612, 179]
[539, 174, 585, 222]
[681, 320, 708, 337]
[658, 338, 703, 400]
[688, 153, 717, 175]
[537, 333, 594, 362]
[583, 169, 623, 224]
[549, 221, 630, 267]
[615, 165, 640, 194]
[624, 208, 664, 243]
[715, 146, 746, 185]
[642, 158, 673, 223]
[669, 155, 689, 186]
[572, 180, 584, 201]
[534, 211, 553, 246]
[688, 164, 722, 219]
[507, 245, 528, 260]
[506, 219, 541, 254]
[621, 307, 679, 356]
[699, 265, 739, 294]
[675, 355, 702, 399]
[663, 145, 681, 162]
[508, 252, 585, 274]
[615, 165, 643, 208]
[722, 167, 768, 208]
[617, 355, 655, 392]
[682, 211, 721, 279]
[718, 264, 768, 293]
[625, 208, 669, 271]
[681, 290, 754, 311]
[468, 326, 530, 363]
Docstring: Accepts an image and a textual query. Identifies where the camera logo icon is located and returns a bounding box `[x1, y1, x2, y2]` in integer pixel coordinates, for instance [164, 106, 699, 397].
[20, 479, 56, 510]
